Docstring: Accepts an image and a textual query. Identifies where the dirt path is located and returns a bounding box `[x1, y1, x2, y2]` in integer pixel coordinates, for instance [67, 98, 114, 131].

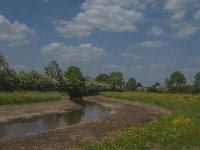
[0, 96, 171, 150]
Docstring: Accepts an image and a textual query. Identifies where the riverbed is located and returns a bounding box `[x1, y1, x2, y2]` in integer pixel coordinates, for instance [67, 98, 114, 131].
[0, 96, 170, 150]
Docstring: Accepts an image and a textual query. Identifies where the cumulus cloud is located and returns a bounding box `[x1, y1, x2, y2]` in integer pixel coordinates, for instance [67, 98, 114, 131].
[55, 0, 157, 38]
[120, 52, 143, 60]
[190, 58, 200, 65]
[148, 26, 164, 36]
[42, 0, 48, 3]
[164, 0, 199, 11]
[175, 24, 199, 39]
[171, 11, 186, 22]
[0, 15, 35, 47]
[135, 40, 166, 48]
[54, 20, 92, 38]
[194, 10, 200, 20]
[41, 43, 105, 62]
[164, 0, 200, 39]
[148, 63, 166, 69]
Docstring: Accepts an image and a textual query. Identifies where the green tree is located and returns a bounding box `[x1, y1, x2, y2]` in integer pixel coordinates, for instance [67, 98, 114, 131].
[194, 72, 200, 86]
[45, 60, 62, 80]
[109, 72, 124, 91]
[18, 71, 41, 91]
[136, 82, 142, 88]
[0, 53, 8, 70]
[64, 66, 85, 97]
[95, 74, 110, 84]
[148, 82, 161, 92]
[167, 71, 186, 93]
[44, 60, 64, 91]
[126, 77, 137, 91]
[0, 53, 19, 91]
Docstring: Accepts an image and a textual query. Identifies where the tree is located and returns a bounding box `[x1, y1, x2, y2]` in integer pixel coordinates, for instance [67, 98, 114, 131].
[167, 71, 186, 92]
[44, 60, 63, 91]
[126, 77, 137, 91]
[95, 74, 110, 84]
[194, 72, 200, 86]
[148, 82, 160, 92]
[0, 53, 19, 91]
[136, 82, 142, 88]
[0, 53, 8, 71]
[64, 66, 85, 97]
[109, 72, 124, 91]
[45, 60, 62, 80]
[18, 71, 42, 91]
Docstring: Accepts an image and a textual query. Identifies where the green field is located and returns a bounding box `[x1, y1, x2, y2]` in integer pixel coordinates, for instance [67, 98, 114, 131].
[86, 92, 200, 150]
[0, 91, 65, 105]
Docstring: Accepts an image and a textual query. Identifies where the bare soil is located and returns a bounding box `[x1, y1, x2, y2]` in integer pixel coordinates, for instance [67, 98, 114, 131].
[0, 97, 81, 125]
[0, 96, 171, 150]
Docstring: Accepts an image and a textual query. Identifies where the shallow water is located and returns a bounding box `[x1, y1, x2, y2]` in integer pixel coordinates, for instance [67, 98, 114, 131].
[0, 98, 110, 139]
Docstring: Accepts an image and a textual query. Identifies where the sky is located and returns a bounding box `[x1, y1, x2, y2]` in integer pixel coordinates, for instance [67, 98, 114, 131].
[0, 0, 200, 86]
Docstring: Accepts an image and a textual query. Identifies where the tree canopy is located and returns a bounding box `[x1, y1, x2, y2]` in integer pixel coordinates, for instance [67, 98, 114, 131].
[167, 71, 186, 92]
[64, 66, 85, 97]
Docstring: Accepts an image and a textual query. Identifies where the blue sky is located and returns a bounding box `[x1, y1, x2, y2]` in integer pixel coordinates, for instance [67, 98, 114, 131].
[0, 0, 200, 85]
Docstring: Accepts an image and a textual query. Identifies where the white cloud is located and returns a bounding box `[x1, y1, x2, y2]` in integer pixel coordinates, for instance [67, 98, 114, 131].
[194, 10, 200, 20]
[0, 15, 35, 47]
[190, 58, 200, 65]
[164, 0, 200, 39]
[148, 26, 164, 36]
[105, 64, 118, 69]
[171, 11, 186, 22]
[42, 0, 48, 3]
[55, 0, 157, 38]
[182, 67, 200, 73]
[41, 43, 105, 62]
[135, 40, 166, 48]
[120, 52, 143, 60]
[54, 20, 92, 38]
[148, 63, 166, 69]
[175, 24, 199, 39]
[164, 0, 199, 12]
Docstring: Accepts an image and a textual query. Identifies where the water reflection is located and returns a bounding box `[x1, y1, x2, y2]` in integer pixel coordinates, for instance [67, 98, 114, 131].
[0, 98, 110, 139]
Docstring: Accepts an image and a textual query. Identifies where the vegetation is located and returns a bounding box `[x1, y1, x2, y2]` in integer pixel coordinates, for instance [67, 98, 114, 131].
[0, 91, 64, 105]
[64, 66, 85, 97]
[86, 92, 200, 149]
[1, 52, 200, 96]
[166, 71, 187, 93]
[125, 77, 137, 91]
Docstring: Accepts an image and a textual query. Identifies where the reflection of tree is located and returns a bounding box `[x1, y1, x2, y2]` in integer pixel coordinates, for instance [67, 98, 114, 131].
[63, 110, 84, 125]
[0, 125, 6, 139]
[70, 97, 85, 107]
[43, 114, 62, 129]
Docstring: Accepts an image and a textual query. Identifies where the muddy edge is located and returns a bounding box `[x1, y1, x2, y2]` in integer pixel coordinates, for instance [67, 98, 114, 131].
[0, 97, 82, 125]
[0, 96, 171, 150]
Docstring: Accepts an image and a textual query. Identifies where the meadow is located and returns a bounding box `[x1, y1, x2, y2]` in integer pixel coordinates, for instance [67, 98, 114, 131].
[86, 92, 200, 150]
[0, 91, 65, 105]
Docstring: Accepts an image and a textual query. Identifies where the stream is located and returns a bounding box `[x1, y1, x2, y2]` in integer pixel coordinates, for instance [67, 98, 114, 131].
[0, 98, 110, 139]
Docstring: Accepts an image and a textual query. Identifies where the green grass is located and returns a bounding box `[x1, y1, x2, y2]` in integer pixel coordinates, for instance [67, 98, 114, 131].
[0, 91, 66, 105]
[86, 92, 200, 150]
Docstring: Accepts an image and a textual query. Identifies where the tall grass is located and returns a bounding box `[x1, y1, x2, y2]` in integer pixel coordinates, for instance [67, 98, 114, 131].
[0, 91, 66, 105]
[86, 92, 200, 150]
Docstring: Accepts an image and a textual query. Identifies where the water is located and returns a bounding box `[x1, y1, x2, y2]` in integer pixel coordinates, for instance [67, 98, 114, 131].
[0, 98, 110, 139]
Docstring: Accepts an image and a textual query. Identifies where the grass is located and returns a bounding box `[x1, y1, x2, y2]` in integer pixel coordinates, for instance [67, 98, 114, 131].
[0, 91, 66, 105]
[86, 92, 200, 150]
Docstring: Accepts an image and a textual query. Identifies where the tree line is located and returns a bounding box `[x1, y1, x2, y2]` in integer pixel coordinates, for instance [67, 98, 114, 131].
[1, 53, 200, 96]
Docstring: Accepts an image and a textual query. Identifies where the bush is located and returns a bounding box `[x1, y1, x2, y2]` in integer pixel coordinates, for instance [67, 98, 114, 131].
[136, 86, 147, 92]
[83, 80, 112, 96]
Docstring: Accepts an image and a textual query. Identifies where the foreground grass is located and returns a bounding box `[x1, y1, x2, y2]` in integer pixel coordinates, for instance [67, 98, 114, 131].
[86, 92, 200, 150]
[0, 91, 65, 105]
